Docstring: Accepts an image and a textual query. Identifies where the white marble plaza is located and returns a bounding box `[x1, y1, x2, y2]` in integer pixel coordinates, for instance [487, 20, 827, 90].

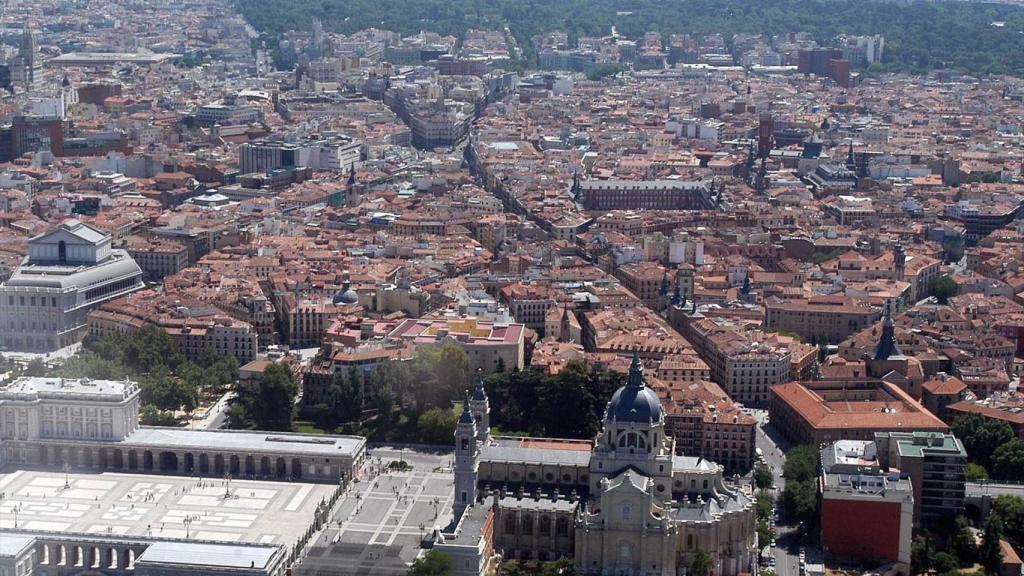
[0, 468, 335, 547]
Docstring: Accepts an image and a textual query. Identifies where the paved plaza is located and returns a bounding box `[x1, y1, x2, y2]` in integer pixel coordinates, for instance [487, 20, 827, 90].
[0, 467, 335, 546]
[298, 448, 455, 576]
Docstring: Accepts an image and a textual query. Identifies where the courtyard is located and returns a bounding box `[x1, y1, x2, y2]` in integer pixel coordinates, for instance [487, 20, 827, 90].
[0, 467, 335, 547]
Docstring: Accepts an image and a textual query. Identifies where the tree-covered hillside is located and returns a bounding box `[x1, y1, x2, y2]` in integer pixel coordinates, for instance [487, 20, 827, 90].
[236, 0, 1024, 76]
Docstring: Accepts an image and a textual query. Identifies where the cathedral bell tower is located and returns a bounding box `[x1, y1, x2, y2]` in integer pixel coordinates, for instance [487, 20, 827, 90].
[470, 370, 490, 443]
[453, 394, 479, 520]
[894, 242, 906, 282]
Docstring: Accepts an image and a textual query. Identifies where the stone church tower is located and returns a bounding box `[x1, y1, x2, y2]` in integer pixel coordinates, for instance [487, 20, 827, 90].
[453, 397, 479, 521]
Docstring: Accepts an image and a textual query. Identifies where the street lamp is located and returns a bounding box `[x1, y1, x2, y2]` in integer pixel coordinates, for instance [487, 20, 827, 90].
[355, 493, 362, 514]
[224, 473, 232, 499]
[184, 515, 193, 538]
[12, 504, 21, 529]
[63, 460, 71, 490]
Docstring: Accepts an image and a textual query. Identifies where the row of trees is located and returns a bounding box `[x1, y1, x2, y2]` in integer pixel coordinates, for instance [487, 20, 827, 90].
[953, 413, 1024, 482]
[781, 445, 818, 527]
[240, 0, 1024, 77]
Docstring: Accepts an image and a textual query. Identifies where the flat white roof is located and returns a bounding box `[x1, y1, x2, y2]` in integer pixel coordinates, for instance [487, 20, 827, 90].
[1, 377, 137, 401]
[123, 427, 366, 458]
[136, 541, 277, 569]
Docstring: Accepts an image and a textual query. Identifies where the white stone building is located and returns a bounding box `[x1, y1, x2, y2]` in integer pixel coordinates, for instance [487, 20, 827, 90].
[0, 220, 144, 352]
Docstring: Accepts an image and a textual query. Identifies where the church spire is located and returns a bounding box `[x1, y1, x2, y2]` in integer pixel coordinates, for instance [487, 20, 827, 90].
[626, 351, 645, 390]
[873, 309, 904, 361]
[472, 369, 488, 403]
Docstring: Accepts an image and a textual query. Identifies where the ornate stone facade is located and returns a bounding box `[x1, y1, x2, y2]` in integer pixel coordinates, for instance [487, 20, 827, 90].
[449, 354, 757, 576]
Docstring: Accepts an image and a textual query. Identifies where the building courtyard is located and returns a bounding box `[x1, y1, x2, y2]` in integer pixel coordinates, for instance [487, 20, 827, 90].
[0, 467, 336, 547]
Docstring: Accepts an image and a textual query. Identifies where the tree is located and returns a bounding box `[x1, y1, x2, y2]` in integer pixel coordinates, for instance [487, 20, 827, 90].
[418, 406, 460, 445]
[407, 550, 453, 576]
[754, 462, 774, 490]
[953, 413, 1014, 470]
[783, 478, 817, 525]
[953, 516, 977, 566]
[932, 552, 959, 575]
[980, 516, 1004, 576]
[756, 491, 774, 521]
[757, 519, 775, 549]
[992, 439, 1024, 481]
[140, 404, 178, 426]
[911, 534, 935, 576]
[928, 276, 959, 304]
[402, 344, 470, 412]
[23, 358, 47, 377]
[229, 363, 297, 431]
[782, 445, 818, 483]
[966, 462, 990, 482]
[993, 495, 1024, 548]
[690, 549, 714, 576]
[140, 367, 199, 414]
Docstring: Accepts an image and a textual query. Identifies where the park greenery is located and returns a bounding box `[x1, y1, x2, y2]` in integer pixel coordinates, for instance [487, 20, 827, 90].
[24, 326, 239, 426]
[482, 360, 627, 439]
[227, 363, 298, 431]
[296, 344, 627, 445]
[237, 0, 1024, 77]
[295, 342, 472, 441]
[952, 413, 1024, 482]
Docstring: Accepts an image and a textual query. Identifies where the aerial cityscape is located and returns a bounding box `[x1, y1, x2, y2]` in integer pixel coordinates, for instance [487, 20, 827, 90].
[0, 1, 1023, 576]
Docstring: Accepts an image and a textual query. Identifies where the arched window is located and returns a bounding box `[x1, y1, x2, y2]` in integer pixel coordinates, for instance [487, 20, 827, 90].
[556, 517, 569, 536]
[621, 504, 632, 522]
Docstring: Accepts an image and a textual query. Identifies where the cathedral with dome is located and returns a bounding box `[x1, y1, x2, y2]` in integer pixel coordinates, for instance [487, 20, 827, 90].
[436, 353, 757, 576]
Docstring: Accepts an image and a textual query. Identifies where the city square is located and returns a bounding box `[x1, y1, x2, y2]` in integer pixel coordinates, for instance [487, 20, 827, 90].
[298, 448, 455, 576]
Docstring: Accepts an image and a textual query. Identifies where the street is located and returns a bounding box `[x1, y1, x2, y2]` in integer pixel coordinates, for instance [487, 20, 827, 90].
[753, 410, 804, 576]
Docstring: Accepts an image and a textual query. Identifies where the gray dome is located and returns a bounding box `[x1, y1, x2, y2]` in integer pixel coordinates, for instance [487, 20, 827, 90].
[605, 352, 663, 424]
[332, 271, 359, 305]
[606, 384, 663, 424]
[333, 286, 359, 305]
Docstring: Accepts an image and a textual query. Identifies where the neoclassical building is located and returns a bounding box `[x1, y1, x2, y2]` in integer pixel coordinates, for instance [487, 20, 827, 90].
[0, 377, 366, 481]
[0, 219, 144, 352]
[438, 355, 757, 576]
[0, 376, 366, 576]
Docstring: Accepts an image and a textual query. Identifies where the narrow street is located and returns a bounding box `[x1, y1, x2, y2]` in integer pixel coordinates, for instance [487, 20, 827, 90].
[753, 410, 802, 576]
